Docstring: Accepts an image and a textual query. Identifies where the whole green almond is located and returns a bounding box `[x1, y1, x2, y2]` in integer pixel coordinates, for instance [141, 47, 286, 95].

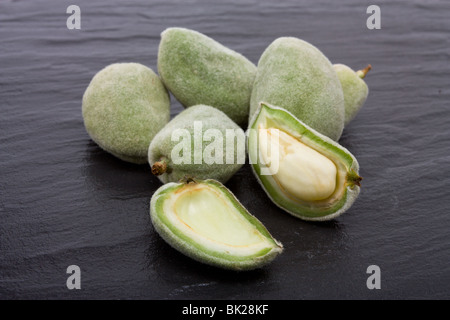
[250, 37, 345, 141]
[157, 27, 257, 127]
[82, 63, 170, 164]
[333, 64, 371, 126]
[148, 105, 245, 184]
[248, 102, 361, 221]
[150, 178, 283, 271]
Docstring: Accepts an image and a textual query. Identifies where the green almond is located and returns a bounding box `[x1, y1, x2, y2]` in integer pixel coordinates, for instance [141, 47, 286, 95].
[334, 64, 371, 126]
[82, 63, 170, 164]
[148, 104, 245, 184]
[250, 37, 345, 141]
[158, 27, 257, 127]
[247, 102, 361, 221]
[150, 179, 283, 271]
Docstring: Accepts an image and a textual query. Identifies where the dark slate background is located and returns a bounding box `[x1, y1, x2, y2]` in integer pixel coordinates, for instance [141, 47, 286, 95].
[1, 0, 449, 299]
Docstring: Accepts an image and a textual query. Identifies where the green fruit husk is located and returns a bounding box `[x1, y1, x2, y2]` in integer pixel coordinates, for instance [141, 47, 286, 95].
[250, 37, 345, 141]
[334, 64, 370, 126]
[148, 105, 246, 184]
[82, 63, 170, 164]
[158, 27, 256, 127]
[150, 179, 283, 271]
[247, 102, 362, 221]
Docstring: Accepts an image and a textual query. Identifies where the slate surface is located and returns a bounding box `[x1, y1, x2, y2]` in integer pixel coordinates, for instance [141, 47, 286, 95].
[1, 0, 449, 299]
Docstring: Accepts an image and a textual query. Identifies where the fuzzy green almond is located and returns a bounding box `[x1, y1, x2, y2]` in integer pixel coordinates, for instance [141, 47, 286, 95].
[250, 37, 345, 141]
[82, 63, 170, 164]
[150, 179, 283, 271]
[247, 102, 361, 221]
[148, 105, 246, 184]
[334, 64, 371, 126]
[158, 27, 257, 127]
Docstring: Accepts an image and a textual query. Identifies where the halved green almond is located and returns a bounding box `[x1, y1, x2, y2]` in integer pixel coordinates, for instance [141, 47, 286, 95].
[150, 179, 283, 270]
[247, 102, 362, 221]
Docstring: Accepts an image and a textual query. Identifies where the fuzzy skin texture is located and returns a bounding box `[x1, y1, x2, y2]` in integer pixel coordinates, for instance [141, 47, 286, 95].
[82, 63, 170, 164]
[250, 37, 345, 141]
[157, 27, 257, 127]
[333, 64, 369, 126]
[247, 103, 361, 222]
[150, 179, 283, 271]
[148, 105, 245, 184]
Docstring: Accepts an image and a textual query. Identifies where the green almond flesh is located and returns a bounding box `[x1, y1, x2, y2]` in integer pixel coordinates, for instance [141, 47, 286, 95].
[150, 179, 283, 270]
[247, 103, 361, 221]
